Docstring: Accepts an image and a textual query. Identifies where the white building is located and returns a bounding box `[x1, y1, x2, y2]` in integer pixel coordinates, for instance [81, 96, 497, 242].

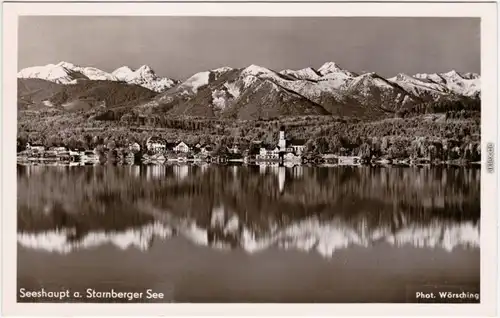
[146, 137, 166, 154]
[173, 142, 190, 153]
[284, 152, 301, 162]
[173, 165, 189, 180]
[289, 141, 306, 156]
[257, 145, 280, 161]
[53, 146, 67, 153]
[278, 166, 286, 193]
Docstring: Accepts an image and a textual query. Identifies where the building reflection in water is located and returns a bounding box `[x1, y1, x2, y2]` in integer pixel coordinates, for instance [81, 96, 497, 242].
[278, 167, 285, 193]
[173, 165, 189, 180]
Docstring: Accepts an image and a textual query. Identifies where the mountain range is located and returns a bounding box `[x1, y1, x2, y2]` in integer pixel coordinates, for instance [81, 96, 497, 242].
[18, 61, 179, 92]
[17, 61, 481, 119]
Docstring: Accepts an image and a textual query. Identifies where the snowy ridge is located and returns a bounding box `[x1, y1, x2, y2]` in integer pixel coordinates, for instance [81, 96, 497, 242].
[413, 70, 480, 96]
[318, 72, 354, 89]
[342, 72, 418, 108]
[212, 66, 234, 75]
[317, 62, 357, 77]
[280, 67, 321, 81]
[280, 63, 356, 89]
[241, 65, 292, 82]
[237, 65, 342, 102]
[19, 61, 481, 114]
[18, 61, 118, 83]
[239, 65, 405, 106]
[174, 67, 235, 96]
[348, 72, 394, 90]
[178, 71, 210, 94]
[183, 65, 325, 112]
[387, 73, 451, 98]
[18, 61, 178, 92]
[111, 65, 178, 92]
[17, 62, 90, 84]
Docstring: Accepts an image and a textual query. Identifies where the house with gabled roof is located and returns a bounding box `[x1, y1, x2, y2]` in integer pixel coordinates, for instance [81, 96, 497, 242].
[289, 138, 306, 156]
[257, 144, 280, 161]
[173, 141, 191, 153]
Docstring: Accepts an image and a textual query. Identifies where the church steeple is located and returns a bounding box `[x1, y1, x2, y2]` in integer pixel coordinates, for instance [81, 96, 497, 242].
[278, 126, 286, 151]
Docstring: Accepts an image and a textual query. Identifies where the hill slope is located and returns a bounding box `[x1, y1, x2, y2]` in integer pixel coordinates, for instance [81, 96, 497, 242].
[18, 78, 158, 112]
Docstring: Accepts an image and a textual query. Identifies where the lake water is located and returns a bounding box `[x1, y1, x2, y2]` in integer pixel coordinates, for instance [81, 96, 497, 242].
[17, 164, 480, 303]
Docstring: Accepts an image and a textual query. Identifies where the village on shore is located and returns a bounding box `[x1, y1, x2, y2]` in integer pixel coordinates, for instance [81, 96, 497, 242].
[17, 128, 479, 167]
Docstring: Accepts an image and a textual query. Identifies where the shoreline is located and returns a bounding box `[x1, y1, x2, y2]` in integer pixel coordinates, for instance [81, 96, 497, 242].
[16, 159, 481, 168]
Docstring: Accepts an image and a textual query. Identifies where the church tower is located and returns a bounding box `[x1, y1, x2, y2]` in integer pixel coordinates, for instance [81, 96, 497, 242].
[278, 126, 286, 151]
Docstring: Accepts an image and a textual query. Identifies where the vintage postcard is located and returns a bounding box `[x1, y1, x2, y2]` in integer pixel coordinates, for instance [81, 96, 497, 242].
[1, 1, 498, 317]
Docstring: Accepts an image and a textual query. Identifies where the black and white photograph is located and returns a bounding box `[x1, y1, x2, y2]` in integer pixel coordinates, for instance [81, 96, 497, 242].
[1, 1, 498, 316]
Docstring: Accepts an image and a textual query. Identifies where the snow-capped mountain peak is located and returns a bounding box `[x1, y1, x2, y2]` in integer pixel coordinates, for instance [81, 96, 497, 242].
[56, 61, 77, 69]
[169, 66, 235, 98]
[242, 64, 276, 77]
[179, 71, 211, 94]
[138, 64, 152, 71]
[318, 62, 341, 74]
[136, 65, 154, 75]
[113, 65, 156, 80]
[17, 62, 87, 84]
[239, 65, 294, 86]
[442, 70, 463, 79]
[111, 66, 133, 78]
[280, 67, 321, 80]
[388, 73, 453, 98]
[317, 62, 356, 77]
[18, 61, 481, 114]
[78, 66, 118, 81]
[212, 66, 234, 74]
[115, 65, 177, 92]
[350, 72, 392, 88]
[413, 73, 446, 84]
[462, 72, 480, 80]
[391, 73, 413, 82]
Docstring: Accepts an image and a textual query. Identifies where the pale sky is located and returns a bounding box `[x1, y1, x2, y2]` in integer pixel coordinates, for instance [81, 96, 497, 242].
[18, 16, 480, 80]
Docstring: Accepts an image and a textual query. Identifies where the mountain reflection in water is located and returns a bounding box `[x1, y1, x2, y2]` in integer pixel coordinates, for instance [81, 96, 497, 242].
[17, 164, 480, 258]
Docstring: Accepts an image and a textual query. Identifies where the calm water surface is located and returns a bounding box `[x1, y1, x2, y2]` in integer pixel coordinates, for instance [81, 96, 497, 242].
[17, 164, 480, 303]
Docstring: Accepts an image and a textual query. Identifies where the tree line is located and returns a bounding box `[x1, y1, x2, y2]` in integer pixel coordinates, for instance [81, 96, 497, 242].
[18, 109, 481, 162]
